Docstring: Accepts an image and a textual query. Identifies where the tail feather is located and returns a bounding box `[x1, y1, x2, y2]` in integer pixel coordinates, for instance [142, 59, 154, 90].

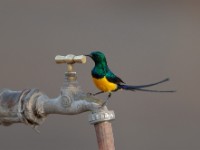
[118, 78, 175, 93]
[130, 88, 175, 93]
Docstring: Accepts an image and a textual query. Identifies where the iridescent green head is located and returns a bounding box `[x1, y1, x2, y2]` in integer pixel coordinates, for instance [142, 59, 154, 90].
[85, 51, 107, 65]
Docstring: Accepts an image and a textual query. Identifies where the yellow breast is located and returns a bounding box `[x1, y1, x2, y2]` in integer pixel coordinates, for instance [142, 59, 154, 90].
[92, 77, 117, 92]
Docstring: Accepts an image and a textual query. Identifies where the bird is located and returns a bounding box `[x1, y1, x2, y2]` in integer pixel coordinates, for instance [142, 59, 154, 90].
[85, 51, 175, 105]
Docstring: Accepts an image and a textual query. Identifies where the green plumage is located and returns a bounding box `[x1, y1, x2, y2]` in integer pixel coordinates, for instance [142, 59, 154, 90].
[89, 51, 125, 85]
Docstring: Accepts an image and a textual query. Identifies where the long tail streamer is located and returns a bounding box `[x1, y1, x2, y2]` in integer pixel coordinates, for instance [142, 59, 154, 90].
[119, 78, 175, 93]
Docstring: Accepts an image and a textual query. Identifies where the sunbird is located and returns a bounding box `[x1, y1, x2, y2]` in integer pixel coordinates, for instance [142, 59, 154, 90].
[85, 51, 175, 105]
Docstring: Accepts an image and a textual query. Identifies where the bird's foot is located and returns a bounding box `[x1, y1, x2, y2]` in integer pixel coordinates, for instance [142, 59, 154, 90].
[86, 92, 95, 96]
[101, 93, 111, 107]
[87, 91, 105, 97]
[108, 93, 112, 98]
[101, 100, 107, 107]
[93, 91, 105, 96]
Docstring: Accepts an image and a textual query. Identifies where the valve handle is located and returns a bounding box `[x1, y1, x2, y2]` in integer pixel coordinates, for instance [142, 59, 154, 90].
[55, 54, 86, 64]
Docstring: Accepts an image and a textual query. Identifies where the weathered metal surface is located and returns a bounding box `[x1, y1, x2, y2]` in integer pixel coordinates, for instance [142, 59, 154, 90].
[0, 89, 22, 126]
[88, 107, 115, 124]
[55, 54, 86, 64]
[0, 75, 103, 128]
[0, 88, 44, 127]
[0, 53, 115, 136]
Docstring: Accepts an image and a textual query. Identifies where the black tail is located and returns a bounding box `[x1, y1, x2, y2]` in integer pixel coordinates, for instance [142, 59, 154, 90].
[118, 78, 175, 93]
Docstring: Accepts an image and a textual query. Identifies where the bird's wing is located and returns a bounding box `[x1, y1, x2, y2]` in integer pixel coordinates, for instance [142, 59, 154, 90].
[106, 70, 125, 84]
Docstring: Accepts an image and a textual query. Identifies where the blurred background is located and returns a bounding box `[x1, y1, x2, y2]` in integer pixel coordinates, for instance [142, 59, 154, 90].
[0, 0, 199, 150]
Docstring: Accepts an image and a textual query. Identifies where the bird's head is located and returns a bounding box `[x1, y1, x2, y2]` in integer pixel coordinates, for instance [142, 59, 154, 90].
[85, 51, 107, 64]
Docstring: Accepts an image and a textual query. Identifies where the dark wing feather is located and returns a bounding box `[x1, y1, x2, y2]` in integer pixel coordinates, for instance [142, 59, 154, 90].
[106, 70, 125, 84]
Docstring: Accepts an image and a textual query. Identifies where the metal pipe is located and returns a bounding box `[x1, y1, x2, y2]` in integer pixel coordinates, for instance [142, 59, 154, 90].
[0, 53, 116, 150]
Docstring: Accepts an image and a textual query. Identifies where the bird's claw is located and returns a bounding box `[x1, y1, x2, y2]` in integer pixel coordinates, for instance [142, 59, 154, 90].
[101, 98, 109, 107]
[101, 101, 107, 107]
[86, 92, 94, 96]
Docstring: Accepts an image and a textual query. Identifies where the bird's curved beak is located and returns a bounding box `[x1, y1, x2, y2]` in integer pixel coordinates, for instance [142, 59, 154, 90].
[85, 54, 92, 58]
